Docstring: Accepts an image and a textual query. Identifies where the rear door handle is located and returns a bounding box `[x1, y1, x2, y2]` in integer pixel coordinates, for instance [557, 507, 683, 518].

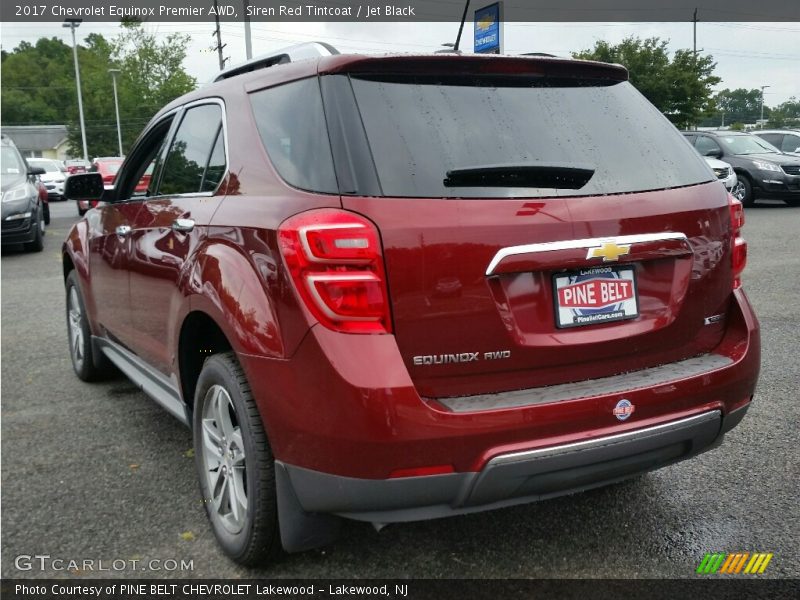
[115, 225, 131, 237]
[172, 218, 195, 233]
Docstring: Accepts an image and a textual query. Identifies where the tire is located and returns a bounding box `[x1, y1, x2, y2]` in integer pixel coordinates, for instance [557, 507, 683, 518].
[24, 207, 45, 253]
[43, 203, 51, 225]
[738, 176, 755, 207]
[65, 271, 111, 381]
[193, 352, 281, 566]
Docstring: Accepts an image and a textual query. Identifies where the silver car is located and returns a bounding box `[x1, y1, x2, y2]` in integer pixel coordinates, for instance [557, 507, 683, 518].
[26, 158, 67, 200]
[703, 156, 738, 194]
[753, 129, 800, 158]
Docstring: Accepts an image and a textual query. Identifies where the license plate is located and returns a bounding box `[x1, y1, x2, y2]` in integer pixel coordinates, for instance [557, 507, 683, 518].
[553, 265, 638, 328]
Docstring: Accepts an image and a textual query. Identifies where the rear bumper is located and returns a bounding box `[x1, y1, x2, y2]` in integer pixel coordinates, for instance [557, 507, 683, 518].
[277, 406, 747, 523]
[241, 287, 759, 483]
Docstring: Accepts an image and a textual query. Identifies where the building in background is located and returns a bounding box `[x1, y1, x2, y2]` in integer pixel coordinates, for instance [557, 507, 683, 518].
[0, 125, 69, 160]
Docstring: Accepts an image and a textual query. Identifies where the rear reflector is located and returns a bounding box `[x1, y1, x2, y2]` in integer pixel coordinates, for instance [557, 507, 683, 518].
[279, 209, 392, 333]
[389, 465, 455, 478]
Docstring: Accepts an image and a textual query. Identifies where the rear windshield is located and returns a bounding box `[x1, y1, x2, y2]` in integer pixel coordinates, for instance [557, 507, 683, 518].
[249, 73, 713, 198]
[349, 77, 712, 198]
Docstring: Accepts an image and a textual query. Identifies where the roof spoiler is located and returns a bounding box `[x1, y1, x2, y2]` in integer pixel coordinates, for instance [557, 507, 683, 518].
[213, 42, 339, 82]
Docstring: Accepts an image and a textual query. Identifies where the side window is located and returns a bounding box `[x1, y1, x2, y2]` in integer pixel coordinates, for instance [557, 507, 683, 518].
[249, 78, 338, 193]
[201, 129, 226, 192]
[117, 117, 174, 201]
[782, 134, 800, 153]
[695, 136, 721, 156]
[759, 133, 783, 148]
[158, 103, 226, 196]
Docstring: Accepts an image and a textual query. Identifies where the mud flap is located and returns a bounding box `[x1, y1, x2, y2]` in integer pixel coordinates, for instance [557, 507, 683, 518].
[275, 461, 342, 552]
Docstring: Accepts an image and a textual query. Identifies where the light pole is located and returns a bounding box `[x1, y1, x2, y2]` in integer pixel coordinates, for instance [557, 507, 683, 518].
[760, 85, 770, 129]
[108, 69, 123, 156]
[63, 19, 88, 162]
[243, 0, 253, 59]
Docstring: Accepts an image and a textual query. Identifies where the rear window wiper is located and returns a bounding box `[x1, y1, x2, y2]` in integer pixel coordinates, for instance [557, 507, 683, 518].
[443, 163, 595, 189]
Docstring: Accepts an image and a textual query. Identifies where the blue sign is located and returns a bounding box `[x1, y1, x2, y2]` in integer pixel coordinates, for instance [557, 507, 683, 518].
[474, 2, 502, 54]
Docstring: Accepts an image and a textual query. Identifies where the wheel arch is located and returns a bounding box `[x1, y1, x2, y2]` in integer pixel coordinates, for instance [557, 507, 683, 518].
[177, 311, 234, 412]
[177, 239, 287, 410]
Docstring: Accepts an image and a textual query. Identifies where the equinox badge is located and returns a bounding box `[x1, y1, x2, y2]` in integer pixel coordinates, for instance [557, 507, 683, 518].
[413, 351, 511, 366]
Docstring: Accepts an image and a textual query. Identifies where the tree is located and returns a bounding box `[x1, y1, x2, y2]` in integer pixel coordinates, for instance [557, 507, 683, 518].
[776, 97, 800, 119]
[766, 96, 800, 128]
[1, 38, 76, 125]
[713, 88, 765, 125]
[1, 23, 196, 158]
[573, 36, 720, 128]
[109, 21, 197, 143]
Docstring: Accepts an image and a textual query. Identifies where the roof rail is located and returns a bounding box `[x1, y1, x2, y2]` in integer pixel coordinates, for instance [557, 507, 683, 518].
[213, 42, 339, 82]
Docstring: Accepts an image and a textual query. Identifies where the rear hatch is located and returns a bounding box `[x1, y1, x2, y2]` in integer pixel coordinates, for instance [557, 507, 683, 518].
[323, 57, 732, 398]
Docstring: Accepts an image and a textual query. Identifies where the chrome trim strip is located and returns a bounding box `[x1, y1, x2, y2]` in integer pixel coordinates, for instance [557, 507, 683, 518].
[485, 232, 689, 275]
[487, 411, 720, 467]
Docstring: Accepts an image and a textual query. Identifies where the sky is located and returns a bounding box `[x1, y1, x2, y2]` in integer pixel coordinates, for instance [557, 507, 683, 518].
[1, 20, 798, 108]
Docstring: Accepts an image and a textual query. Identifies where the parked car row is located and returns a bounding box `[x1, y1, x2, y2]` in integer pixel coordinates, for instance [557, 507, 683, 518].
[15, 127, 798, 222]
[682, 129, 800, 207]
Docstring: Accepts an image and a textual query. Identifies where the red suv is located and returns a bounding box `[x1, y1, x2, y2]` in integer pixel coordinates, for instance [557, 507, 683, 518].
[63, 46, 760, 565]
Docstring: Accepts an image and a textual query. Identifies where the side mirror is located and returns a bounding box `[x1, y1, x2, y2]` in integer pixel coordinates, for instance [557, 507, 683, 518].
[704, 149, 722, 159]
[65, 172, 105, 201]
[28, 166, 46, 176]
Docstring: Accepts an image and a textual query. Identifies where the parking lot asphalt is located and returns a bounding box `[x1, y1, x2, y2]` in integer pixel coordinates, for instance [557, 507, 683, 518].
[1, 198, 798, 579]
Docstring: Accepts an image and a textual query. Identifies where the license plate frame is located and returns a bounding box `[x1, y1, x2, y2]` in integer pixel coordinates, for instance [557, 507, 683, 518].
[552, 265, 639, 329]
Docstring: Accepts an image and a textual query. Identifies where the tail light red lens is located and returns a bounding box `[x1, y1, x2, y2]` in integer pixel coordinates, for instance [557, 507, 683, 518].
[279, 209, 392, 334]
[728, 194, 747, 289]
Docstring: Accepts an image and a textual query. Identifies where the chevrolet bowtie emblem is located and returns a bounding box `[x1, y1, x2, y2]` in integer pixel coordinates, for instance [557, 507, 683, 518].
[586, 241, 631, 262]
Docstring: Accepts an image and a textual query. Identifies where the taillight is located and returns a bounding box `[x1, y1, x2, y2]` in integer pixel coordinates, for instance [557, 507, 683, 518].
[729, 194, 747, 289]
[278, 209, 392, 334]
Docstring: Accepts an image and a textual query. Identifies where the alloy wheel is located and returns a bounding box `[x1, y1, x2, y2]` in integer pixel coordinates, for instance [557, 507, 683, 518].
[732, 181, 746, 202]
[201, 385, 248, 534]
[67, 287, 84, 371]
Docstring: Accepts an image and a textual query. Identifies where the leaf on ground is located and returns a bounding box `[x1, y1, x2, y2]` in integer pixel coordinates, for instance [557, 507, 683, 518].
[128, 463, 140, 470]
[180, 531, 195, 541]
[183, 448, 195, 458]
